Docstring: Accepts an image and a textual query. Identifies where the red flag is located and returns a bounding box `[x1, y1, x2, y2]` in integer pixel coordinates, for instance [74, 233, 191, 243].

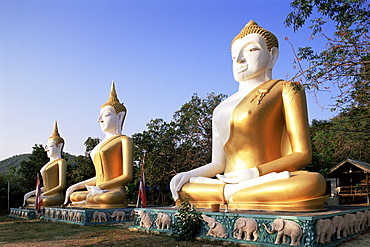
[35, 173, 43, 212]
[138, 156, 147, 208]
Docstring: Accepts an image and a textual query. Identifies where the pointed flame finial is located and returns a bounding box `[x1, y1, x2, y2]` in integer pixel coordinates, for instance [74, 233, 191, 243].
[101, 80, 127, 114]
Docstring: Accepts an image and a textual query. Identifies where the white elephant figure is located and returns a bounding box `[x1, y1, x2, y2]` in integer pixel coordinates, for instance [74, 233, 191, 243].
[110, 210, 126, 221]
[201, 215, 228, 238]
[356, 211, 366, 231]
[44, 208, 50, 218]
[344, 213, 357, 235]
[135, 210, 152, 229]
[155, 213, 171, 230]
[93, 211, 107, 222]
[75, 212, 82, 222]
[365, 210, 370, 228]
[263, 218, 302, 246]
[55, 210, 60, 219]
[233, 217, 258, 241]
[61, 210, 67, 220]
[332, 215, 346, 239]
[316, 219, 334, 244]
[68, 211, 75, 221]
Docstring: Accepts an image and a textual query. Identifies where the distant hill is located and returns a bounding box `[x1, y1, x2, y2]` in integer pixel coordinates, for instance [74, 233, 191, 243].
[0, 153, 77, 174]
[0, 154, 30, 174]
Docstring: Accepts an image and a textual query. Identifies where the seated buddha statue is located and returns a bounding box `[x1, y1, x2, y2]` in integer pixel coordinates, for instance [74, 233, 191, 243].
[23, 121, 67, 207]
[64, 81, 133, 208]
[170, 20, 327, 211]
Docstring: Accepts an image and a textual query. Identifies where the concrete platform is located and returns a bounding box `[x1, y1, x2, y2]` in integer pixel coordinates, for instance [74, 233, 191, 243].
[129, 205, 370, 247]
[41, 206, 136, 225]
[9, 208, 42, 220]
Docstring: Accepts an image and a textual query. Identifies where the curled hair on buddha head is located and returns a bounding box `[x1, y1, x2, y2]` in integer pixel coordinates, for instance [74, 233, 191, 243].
[48, 121, 65, 151]
[231, 20, 279, 51]
[101, 80, 127, 133]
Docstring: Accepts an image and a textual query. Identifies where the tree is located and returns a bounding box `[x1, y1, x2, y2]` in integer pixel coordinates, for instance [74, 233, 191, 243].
[132, 93, 227, 206]
[17, 144, 49, 192]
[285, 0, 370, 111]
[66, 137, 100, 188]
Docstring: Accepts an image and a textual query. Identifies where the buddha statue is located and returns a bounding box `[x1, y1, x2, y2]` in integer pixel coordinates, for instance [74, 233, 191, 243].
[64, 81, 133, 208]
[23, 121, 67, 207]
[170, 20, 327, 211]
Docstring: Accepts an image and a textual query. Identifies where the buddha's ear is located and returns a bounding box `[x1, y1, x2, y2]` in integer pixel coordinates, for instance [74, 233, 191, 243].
[57, 142, 64, 150]
[268, 47, 279, 70]
[117, 111, 126, 122]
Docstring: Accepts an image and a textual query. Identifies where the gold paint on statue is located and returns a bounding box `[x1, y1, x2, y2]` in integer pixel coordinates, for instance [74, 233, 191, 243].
[25, 121, 67, 207]
[174, 21, 327, 211]
[68, 82, 133, 209]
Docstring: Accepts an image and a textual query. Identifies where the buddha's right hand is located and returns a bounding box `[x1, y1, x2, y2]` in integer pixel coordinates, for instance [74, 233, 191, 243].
[170, 172, 193, 201]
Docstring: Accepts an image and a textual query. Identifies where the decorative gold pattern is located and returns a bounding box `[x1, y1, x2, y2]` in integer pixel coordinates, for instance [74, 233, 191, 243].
[231, 20, 278, 51]
[101, 81, 127, 115]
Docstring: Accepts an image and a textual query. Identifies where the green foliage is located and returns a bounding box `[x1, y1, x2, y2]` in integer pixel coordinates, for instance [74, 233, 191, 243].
[132, 93, 227, 206]
[84, 137, 101, 155]
[0, 154, 30, 174]
[285, 0, 370, 110]
[171, 198, 202, 242]
[17, 144, 49, 192]
[66, 137, 100, 188]
[307, 107, 370, 175]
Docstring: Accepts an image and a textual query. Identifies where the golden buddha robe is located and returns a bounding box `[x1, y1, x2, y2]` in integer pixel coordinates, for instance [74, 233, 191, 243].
[179, 80, 327, 211]
[70, 135, 133, 208]
[26, 158, 67, 207]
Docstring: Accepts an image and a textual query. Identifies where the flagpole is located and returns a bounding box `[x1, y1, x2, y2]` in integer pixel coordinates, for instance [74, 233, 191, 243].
[137, 150, 147, 208]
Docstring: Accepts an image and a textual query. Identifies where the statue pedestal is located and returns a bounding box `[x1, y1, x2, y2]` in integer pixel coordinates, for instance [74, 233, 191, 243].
[9, 207, 43, 220]
[129, 205, 370, 247]
[41, 206, 135, 226]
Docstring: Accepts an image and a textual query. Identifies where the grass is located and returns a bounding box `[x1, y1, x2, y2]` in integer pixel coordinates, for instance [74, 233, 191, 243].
[0, 216, 230, 246]
[1, 216, 369, 246]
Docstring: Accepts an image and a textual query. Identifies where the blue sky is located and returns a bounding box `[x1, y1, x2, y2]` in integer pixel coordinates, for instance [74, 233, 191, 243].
[0, 0, 336, 161]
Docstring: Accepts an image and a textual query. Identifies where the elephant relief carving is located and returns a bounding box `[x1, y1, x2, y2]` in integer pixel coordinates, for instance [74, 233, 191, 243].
[55, 210, 61, 219]
[332, 215, 346, 239]
[44, 208, 49, 218]
[233, 217, 258, 241]
[263, 218, 302, 246]
[356, 211, 366, 231]
[135, 210, 152, 229]
[61, 210, 67, 220]
[75, 212, 82, 222]
[109, 210, 126, 221]
[155, 213, 171, 230]
[68, 211, 74, 221]
[201, 215, 228, 238]
[93, 211, 107, 222]
[365, 210, 370, 228]
[344, 213, 357, 235]
[316, 219, 334, 244]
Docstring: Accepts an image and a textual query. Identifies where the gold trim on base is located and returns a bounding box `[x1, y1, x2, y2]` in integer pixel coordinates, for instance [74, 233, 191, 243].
[177, 196, 328, 212]
[68, 203, 128, 209]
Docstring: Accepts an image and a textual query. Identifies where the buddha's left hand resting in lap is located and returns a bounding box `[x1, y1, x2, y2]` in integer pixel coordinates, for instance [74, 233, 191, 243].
[170, 20, 326, 211]
[64, 82, 133, 208]
[23, 121, 67, 207]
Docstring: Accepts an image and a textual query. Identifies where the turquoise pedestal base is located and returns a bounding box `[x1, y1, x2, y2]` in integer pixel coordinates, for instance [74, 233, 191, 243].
[129, 205, 370, 247]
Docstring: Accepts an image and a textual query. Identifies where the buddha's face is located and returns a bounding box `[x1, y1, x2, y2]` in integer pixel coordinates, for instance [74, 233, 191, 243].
[98, 105, 120, 134]
[231, 33, 272, 82]
[45, 140, 59, 158]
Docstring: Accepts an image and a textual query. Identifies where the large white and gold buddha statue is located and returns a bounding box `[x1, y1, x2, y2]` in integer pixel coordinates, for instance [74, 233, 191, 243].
[23, 121, 67, 207]
[170, 20, 326, 211]
[64, 82, 133, 208]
